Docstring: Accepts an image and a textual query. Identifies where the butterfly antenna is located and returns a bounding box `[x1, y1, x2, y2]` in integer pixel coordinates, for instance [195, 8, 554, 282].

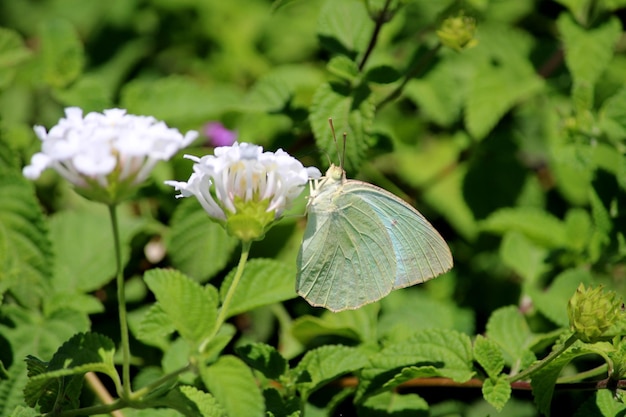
[341, 132, 347, 170]
[328, 118, 342, 167]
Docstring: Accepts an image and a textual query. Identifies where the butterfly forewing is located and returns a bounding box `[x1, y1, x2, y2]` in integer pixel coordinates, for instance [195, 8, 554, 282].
[296, 189, 397, 311]
[343, 181, 453, 289]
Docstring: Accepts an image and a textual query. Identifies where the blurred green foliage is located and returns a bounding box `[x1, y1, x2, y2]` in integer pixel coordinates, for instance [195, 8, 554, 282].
[1, 0, 626, 416]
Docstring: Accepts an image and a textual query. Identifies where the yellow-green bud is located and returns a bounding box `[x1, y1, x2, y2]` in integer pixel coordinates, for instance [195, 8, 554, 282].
[225, 197, 276, 242]
[567, 284, 625, 343]
[437, 14, 478, 52]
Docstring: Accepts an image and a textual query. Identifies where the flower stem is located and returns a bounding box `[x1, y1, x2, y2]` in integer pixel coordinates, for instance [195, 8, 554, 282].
[199, 241, 252, 352]
[108, 204, 132, 398]
[508, 334, 578, 383]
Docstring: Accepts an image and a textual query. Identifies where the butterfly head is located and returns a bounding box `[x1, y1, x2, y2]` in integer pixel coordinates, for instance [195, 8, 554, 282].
[325, 164, 346, 183]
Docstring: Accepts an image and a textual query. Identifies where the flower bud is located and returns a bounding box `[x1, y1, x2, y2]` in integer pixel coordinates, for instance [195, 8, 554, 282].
[437, 14, 478, 52]
[567, 283, 625, 343]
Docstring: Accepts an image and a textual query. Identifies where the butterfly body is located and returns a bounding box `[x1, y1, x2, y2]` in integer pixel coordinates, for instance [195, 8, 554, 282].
[296, 164, 453, 312]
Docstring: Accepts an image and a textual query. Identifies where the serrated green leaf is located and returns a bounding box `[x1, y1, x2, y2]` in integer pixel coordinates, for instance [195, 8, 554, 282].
[482, 375, 511, 411]
[499, 232, 548, 283]
[309, 82, 375, 173]
[50, 207, 144, 293]
[327, 56, 360, 83]
[381, 365, 464, 393]
[144, 268, 219, 344]
[235, 343, 288, 380]
[292, 303, 379, 345]
[136, 304, 176, 348]
[317, 0, 373, 58]
[294, 345, 369, 399]
[481, 207, 567, 248]
[219, 258, 297, 318]
[201, 355, 264, 417]
[531, 268, 593, 326]
[357, 329, 474, 402]
[0, 169, 52, 308]
[474, 335, 505, 379]
[38, 18, 84, 88]
[485, 306, 535, 367]
[179, 385, 227, 417]
[357, 391, 429, 415]
[0, 360, 29, 416]
[7, 406, 39, 417]
[24, 332, 117, 411]
[167, 198, 238, 283]
[531, 339, 601, 416]
[557, 14, 621, 86]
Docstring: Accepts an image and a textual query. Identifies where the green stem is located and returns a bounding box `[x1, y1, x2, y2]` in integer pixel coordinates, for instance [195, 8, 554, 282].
[508, 334, 579, 383]
[199, 241, 252, 352]
[556, 364, 608, 384]
[108, 204, 132, 397]
[130, 363, 194, 400]
[42, 399, 130, 417]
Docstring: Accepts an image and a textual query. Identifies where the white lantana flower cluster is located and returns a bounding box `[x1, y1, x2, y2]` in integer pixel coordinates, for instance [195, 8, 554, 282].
[23, 107, 198, 204]
[166, 142, 321, 241]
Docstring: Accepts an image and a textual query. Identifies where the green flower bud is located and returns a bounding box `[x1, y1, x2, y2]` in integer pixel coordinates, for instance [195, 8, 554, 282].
[437, 14, 478, 52]
[568, 284, 625, 343]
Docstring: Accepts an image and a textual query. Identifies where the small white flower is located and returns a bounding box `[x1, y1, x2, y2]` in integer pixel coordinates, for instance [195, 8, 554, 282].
[23, 107, 198, 204]
[166, 142, 320, 240]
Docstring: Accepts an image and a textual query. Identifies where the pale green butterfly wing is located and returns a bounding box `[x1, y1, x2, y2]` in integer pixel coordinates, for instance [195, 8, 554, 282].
[296, 184, 397, 311]
[341, 180, 453, 289]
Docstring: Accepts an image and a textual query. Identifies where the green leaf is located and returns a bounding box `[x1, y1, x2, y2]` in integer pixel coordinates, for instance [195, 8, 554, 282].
[201, 355, 264, 417]
[235, 343, 288, 380]
[531, 268, 593, 327]
[557, 14, 621, 86]
[0, 170, 52, 308]
[292, 303, 379, 345]
[38, 18, 84, 88]
[357, 391, 429, 416]
[24, 333, 117, 412]
[7, 406, 39, 417]
[357, 329, 474, 402]
[464, 26, 544, 139]
[327, 56, 360, 83]
[531, 339, 604, 416]
[482, 375, 512, 411]
[473, 335, 505, 379]
[219, 258, 297, 318]
[50, 207, 144, 293]
[309, 82, 375, 173]
[294, 345, 369, 399]
[136, 304, 176, 349]
[167, 198, 238, 283]
[564, 208, 593, 252]
[485, 306, 535, 367]
[121, 75, 242, 126]
[316, 0, 373, 58]
[499, 232, 548, 283]
[481, 207, 568, 248]
[144, 268, 219, 344]
[0, 359, 29, 416]
[573, 389, 626, 417]
[179, 385, 227, 417]
[364, 65, 401, 85]
[0, 27, 31, 89]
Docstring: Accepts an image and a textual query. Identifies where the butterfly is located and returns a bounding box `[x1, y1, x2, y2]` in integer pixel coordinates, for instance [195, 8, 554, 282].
[296, 159, 453, 312]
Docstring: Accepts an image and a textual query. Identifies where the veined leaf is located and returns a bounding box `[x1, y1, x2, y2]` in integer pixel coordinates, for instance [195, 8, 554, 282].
[294, 344, 369, 399]
[474, 335, 505, 379]
[219, 258, 297, 318]
[201, 355, 264, 417]
[179, 385, 227, 417]
[309, 82, 375, 174]
[357, 392, 429, 415]
[144, 268, 219, 344]
[167, 197, 238, 283]
[499, 232, 548, 283]
[0, 169, 52, 309]
[485, 306, 535, 368]
[482, 375, 511, 411]
[136, 304, 176, 349]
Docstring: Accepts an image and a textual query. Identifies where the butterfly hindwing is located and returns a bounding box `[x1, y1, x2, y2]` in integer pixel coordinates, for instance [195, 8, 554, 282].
[296, 190, 396, 311]
[343, 181, 453, 289]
